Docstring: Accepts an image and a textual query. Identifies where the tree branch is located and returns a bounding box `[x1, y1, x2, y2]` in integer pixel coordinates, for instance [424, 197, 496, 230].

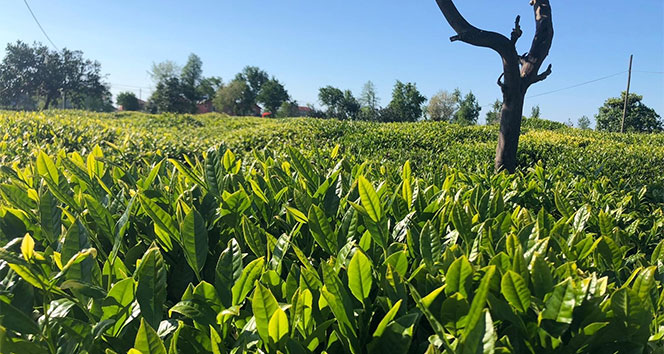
[511, 16, 522, 44]
[521, 0, 554, 86]
[435, 0, 515, 58]
[530, 64, 552, 85]
[497, 73, 505, 88]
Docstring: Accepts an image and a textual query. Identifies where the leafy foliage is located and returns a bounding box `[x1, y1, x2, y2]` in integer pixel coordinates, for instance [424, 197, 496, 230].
[0, 41, 109, 110]
[385, 80, 427, 122]
[257, 78, 290, 115]
[596, 92, 662, 133]
[318, 86, 360, 120]
[428, 90, 458, 122]
[0, 110, 663, 352]
[453, 90, 481, 125]
[116, 92, 140, 111]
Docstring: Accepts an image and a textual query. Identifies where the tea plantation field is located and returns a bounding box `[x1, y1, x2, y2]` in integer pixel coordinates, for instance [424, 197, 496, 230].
[0, 110, 663, 353]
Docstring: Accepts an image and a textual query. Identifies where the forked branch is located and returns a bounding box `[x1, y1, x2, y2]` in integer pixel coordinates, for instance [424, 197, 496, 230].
[435, 0, 515, 58]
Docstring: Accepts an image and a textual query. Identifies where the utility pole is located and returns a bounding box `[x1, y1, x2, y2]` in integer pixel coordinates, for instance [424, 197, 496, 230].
[139, 88, 142, 101]
[621, 54, 633, 133]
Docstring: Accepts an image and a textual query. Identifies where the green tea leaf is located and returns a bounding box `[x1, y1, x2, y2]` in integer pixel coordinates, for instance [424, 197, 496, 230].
[134, 318, 167, 354]
[252, 283, 279, 344]
[268, 307, 289, 345]
[500, 271, 531, 313]
[134, 246, 167, 330]
[232, 257, 265, 306]
[462, 266, 495, 342]
[101, 278, 136, 336]
[180, 209, 209, 278]
[358, 176, 382, 223]
[347, 249, 372, 302]
[139, 195, 175, 251]
[0, 299, 40, 334]
[307, 204, 336, 254]
[541, 278, 577, 324]
[445, 256, 473, 298]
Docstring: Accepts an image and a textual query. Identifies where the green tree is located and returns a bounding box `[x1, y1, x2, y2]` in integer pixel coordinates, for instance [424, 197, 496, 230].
[277, 100, 299, 118]
[318, 86, 360, 120]
[181, 53, 203, 102]
[235, 66, 268, 106]
[213, 79, 252, 116]
[530, 105, 541, 119]
[578, 115, 591, 130]
[257, 78, 289, 115]
[485, 99, 502, 125]
[427, 90, 458, 122]
[596, 92, 662, 133]
[147, 77, 195, 113]
[116, 91, 140, 111]
[79, 87, 114, 112]
[318, 86, 344, 118]
[197, 76, 222, 100]
[0, 41, 109, 110]
[341, 90, 360, 120]
[148, 60, 181, 84]
[385, 81, 426, 122]
[452, 91, 481, 125]
[181, 54, 203, 88]
[359, 81, 379, 108]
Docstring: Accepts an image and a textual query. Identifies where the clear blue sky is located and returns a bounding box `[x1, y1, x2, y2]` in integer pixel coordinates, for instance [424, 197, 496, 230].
[2, 0, 662, 124]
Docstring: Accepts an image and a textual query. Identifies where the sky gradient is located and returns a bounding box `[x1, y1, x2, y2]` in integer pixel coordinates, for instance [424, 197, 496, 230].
[1, 0, 662, 124]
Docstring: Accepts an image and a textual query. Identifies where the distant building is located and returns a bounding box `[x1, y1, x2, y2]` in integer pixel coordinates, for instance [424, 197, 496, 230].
[297, 106, 313, 117]
[252, 104, 262, 116]
[196, 99, 214, 114]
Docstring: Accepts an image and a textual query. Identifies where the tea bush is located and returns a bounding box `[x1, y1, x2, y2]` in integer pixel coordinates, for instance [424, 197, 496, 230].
[0, 110, 663, 353]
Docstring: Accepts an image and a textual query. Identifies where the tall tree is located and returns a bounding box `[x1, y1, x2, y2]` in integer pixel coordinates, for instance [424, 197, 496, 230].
[0, 41, 109, 109]
[318, 86, 361, 120]
[386, 81, 426, 122]
[577, 115, 591, 130]
[341, 90, 361, 120]
[485, 99, 502, 125]
[318, 86, 344, 118]
[181, 53, 203, 102]
[359, 81, 380, 111]
[435, 0, 554, 172]
[197, 76, 223, 100]
[595, 92, 662, 133]
[530, 105, 541, 119]
[453, 91, 481, 125]
[213, 79, 252, 116]
[147, 77, 195, 114]
[236, 66, 268, 105]
[148, 60, 181, 84]
[256, 78, 289, 115]
[359, 81, 380, 121]
[181, 54, 203, 88]
[428, 90, 458, 122]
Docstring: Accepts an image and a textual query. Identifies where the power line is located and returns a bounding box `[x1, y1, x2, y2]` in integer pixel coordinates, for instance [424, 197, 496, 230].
[527, 71, 627, 99]
[23, 0, 58, 51]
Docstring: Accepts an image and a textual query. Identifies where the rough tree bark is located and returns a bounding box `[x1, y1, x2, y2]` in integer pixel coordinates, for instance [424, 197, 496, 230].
[435, 0, 554, 173]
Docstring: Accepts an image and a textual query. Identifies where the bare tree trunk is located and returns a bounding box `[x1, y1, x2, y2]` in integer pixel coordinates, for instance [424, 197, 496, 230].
[44, 94, 53, 110]
[496, 88, 524, 172]
[435, 0, 554, 173]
